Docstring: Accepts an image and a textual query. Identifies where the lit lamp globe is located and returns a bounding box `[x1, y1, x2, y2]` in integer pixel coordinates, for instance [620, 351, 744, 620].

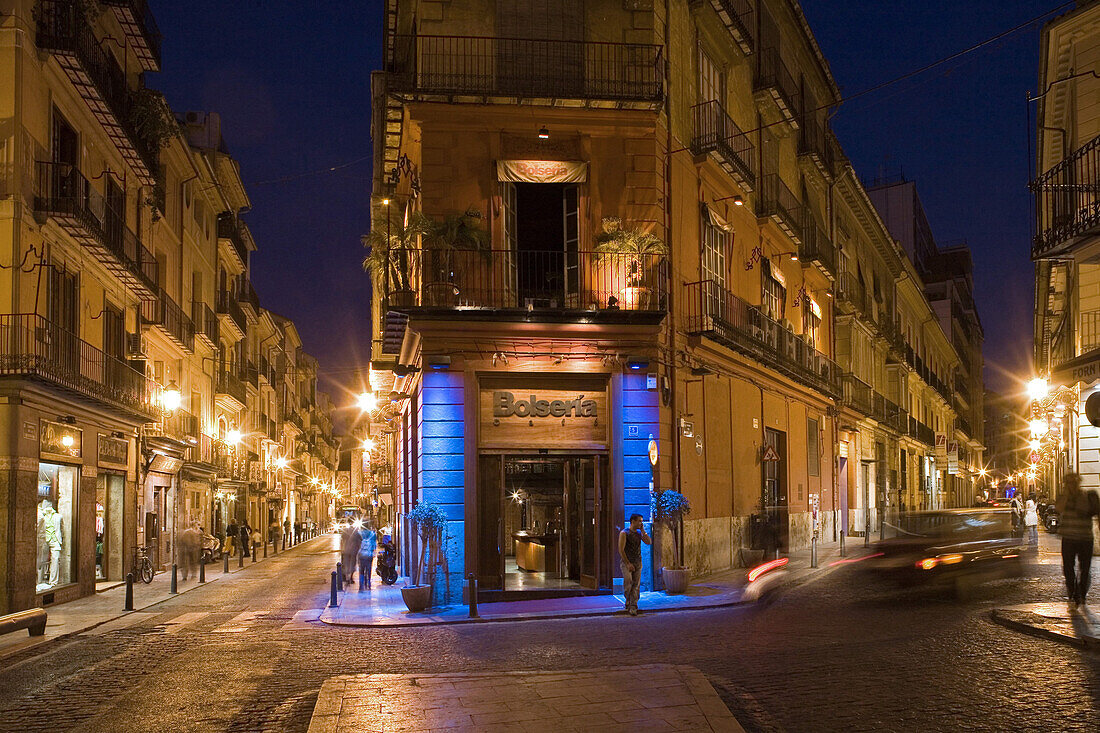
[362, 438, 376, 451]
[357, 392, 378, 411]
[161, 381, 182, 412]
[1027, 378, 1049, 402]
[275, 456, 288, 469]
[226, 427, 241, 445]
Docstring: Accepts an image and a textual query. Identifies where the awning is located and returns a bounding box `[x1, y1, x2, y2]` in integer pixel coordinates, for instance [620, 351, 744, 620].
[1052, 348, 1100, 387]
[496, 159, 587, 183]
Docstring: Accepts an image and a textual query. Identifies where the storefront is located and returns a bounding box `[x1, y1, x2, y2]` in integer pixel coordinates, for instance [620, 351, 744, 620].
[95, 433, 130, 582]
[140, 440, 184, 570]
[37, 420, 82, 596]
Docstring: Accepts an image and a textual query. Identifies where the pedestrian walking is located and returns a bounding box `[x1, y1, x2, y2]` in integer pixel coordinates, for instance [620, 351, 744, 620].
[340, 523, 361, 585]
[225, 520, 238, 557]
[179, 522, 201, 581]
[1024, 493, 1040, 549]
[239, 523, 251, 558]
[618, 513, 651, 616]
[1055, 473, 1100, 607]
[357, 522, 378, 591]
[1010, 494, 1024, 537]
[251, 526, 262, 556]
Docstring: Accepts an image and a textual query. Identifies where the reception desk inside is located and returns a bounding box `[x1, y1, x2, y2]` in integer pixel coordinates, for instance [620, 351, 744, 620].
[513, 532, 560, 573]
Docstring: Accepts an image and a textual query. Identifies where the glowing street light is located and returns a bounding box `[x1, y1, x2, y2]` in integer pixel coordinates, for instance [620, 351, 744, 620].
[357, 392, 378, 411]
[275, 456, 287, 469]
[1027, 378, 1049, 401]
[160, 380, 181, 412]
[226, 425, 241, 445]
[1029, 419, 1048, 437]
[361, 437, 376, 451]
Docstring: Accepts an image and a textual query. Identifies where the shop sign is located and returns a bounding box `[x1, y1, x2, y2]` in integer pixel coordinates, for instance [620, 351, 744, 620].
[496, 159, 588, 184]
[934, 434, 947, 458]
[40, 420, 81, 463]
[480, 387, 608, 449]
[947, 441, 959, 475]
[97, 434, 129, 470]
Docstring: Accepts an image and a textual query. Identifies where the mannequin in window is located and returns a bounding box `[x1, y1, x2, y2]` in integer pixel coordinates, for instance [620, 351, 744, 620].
[37, 498, 63, 587]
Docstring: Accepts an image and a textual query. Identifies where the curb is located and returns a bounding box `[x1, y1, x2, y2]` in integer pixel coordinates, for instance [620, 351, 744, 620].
[989, 609, 1100, 651]
[0, 535, 329, 663]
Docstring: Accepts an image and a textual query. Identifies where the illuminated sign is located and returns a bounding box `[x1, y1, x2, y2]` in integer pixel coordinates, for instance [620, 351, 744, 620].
[492, 392, 597, 418]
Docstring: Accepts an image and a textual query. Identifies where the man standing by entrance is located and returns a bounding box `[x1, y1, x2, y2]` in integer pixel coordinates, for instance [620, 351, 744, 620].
[619, 513, 651, 616]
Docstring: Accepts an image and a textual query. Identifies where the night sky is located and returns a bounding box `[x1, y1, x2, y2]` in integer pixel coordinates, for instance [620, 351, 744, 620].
[151, 0, 1055, 401]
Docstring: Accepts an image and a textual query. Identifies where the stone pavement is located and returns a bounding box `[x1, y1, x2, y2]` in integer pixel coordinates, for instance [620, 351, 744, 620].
[0, 533, 329, 660]
[991, 602, 1100, 650]
[321, 539, 865, 627]
[306, 665, 744, 733]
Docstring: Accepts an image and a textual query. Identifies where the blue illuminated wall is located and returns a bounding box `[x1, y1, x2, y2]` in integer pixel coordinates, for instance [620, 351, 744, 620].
[417, 370, 465, 603]
[620, 372, 659, 591]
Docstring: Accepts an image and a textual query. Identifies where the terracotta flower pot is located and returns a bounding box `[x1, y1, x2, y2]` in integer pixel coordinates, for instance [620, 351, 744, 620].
[662, 567, 691, 595]
[401, 584, 432, 612]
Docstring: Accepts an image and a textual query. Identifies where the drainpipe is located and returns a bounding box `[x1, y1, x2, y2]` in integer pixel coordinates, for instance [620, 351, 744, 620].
[663, 0, 679, 503]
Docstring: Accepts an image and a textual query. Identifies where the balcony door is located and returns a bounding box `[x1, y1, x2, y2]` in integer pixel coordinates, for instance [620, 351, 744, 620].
[502, 182, 580, 308]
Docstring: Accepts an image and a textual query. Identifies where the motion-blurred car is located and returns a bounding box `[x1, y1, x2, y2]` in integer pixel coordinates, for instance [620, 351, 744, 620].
[858, 508, 1026, 592]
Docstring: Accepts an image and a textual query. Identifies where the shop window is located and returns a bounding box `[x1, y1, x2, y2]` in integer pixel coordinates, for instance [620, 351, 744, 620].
[38, 463, 77, 590]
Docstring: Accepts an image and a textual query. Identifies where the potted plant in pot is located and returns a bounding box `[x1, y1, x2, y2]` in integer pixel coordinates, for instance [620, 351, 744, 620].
[401, 502, 448, 612]
[651, 488, 692, 594]
[361, 204, 430, 308]
[420, 207, 490, 307]
[594, 217, 668, 310]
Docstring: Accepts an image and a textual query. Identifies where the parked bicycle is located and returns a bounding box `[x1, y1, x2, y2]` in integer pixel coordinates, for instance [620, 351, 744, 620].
[131, 544, 154, 584]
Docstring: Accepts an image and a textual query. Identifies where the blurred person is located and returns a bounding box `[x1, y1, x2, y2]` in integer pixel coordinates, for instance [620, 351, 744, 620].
[1055, 473, 1100, 607]
[179, 522, 201, 581]
[340, 523, 361, 585]
[1024, 493, 1040, 549]
[225, 519, 238, 557]
[618, 513, 651, 616]
[239, 522, 251, 558]
[251, 526, 262, 556]
[1010, 494, 1024, 537]
[357, 521, 378, 591]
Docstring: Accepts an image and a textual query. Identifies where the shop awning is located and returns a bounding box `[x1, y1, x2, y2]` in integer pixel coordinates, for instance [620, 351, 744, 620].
[1052, 348, 1100, 387]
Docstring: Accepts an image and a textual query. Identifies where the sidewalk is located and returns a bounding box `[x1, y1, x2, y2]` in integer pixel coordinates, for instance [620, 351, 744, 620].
[306, 665, 745, 732]
[991, 603, 1100, 651]
[321, 539, 864, 627]
[0, 534, 330, 660]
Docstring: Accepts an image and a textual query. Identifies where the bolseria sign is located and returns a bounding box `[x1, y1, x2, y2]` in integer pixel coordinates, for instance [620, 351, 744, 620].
[493, 392, 597, 419]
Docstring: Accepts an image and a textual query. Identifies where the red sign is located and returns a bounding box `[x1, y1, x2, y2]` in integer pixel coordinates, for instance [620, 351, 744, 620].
[762, 445, 780, 462]
[1029, 451, 1040, 464]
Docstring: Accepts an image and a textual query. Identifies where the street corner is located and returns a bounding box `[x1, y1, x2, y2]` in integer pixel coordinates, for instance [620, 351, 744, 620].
[305, 665, 746, 733]
[990, 602, 1100, 651]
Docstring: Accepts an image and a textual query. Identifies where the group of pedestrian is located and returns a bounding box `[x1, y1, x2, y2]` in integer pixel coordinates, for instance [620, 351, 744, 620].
[340, 520, 379, 591]
[223, 520, 257, 559]
[1011, 492, 1041, 548]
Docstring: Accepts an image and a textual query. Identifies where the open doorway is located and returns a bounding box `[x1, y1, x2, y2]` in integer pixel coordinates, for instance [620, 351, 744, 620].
[502, 182, 580, 307]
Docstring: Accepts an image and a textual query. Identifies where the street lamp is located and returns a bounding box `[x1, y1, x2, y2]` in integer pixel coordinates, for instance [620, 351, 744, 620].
[362, 437, 375, 451]
[357, 392, 378, 412]
[160, 380, 181, 413]
[275, 456, 287, 469]
[1027, 378, 1049, 401]
[226, 424, 241, 446]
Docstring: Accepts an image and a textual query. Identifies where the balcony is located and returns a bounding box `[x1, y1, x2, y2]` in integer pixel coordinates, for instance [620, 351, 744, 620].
[798, 213, 836, 280]
[691, 101, 755, 190]
[754, 47, 801, 125]
[192, 301, 219, 349]
[956, 414, 974, 438]
[243, 360, 259, 388]
[259, 356, 271, 385]
[799, 110, 835, 180]
[35, 0, 159, 184]
[33, 161, 158, 299]
[150, 408, 200, 444]
[908, 416, 935, 446]
[1030, 134, 1100, 259]
[841, 373, 872, 416]
[216, 290, 247, 341]
[141, 289, 194, 352]
[757, 174, 804, 243]
[387, 35, 663, 109]
[0, 313, 154, 419]
[101, 0, 161, 71]
[379, 248, 669, 320]
[283, 409, 304, 434]
[684, 280, 841, 398]
[215, 371, 246, 411]
[217, 214, 249, 270]
[835, 271, 868, 316]
[871, 392, 905, 433]
[238, 278, 260, 319]
[709, 0, 754, 56]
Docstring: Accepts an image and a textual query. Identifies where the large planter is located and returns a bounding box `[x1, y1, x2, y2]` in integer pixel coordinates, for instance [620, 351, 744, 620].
[662, 567, 691, 595]
[388, 289, 417, 308]
[401, 584, 432, 612]
[424, 281, 458, 307]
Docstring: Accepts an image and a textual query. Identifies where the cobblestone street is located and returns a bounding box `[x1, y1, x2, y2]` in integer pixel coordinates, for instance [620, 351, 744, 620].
[0, 534, 1097, 732]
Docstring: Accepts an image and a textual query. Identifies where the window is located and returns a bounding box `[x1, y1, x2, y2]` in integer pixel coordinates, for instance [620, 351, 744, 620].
[698, 48, 723, 104]
[38, 462, 77, 590]
[802, 298, 821, 349]
[761, 259, 786, 321]
[807, 418, 820, 477]
[701, 208, 729, 287]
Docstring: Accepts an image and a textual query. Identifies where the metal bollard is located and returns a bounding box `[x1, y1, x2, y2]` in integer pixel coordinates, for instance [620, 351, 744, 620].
[252, 543, 258, 563]
[171, 564, 178, 593]
[330, 571, 339, 607]
[263, 540, 268, 558]
[336, 561, 343, 588]
[840, 531, 846, 558]
[468, 574, 479, 618]
[124, 572, 134, 611]
[223, 551, 229, 574]
[238, 549, 244, 568]
[811, 536, 818, 568]
[199, 559, 206, 583]
[282, 533, 286, 551]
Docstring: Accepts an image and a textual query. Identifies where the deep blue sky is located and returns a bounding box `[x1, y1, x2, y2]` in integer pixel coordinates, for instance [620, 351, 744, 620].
[151, 1, 1055, 397]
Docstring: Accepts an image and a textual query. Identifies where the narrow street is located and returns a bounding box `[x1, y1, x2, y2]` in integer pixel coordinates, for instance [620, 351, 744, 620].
[1, 534, 1098, 733]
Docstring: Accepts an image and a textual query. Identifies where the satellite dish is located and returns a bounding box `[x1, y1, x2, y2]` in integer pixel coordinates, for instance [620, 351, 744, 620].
[1086, 392, 1100, 427]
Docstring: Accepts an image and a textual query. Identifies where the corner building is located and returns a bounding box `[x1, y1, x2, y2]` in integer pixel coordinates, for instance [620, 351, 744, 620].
[369, 0, 968, 601]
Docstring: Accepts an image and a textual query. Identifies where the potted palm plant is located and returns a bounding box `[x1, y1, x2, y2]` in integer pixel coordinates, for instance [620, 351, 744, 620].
[361, 204, 429, 307]
[420, 207, 490, 307]
[593, 217, 668, 310]
[651, 488, 692, 594]
[401, 502, 448, 612]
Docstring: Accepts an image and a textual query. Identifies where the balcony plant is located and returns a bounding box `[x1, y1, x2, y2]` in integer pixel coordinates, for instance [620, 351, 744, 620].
[594, 217, 667, 310]
[651, 488, 691, 594]
[420, 207, 489, 307]
[361, 204, 430, 307]
[401, 501, 448, 612]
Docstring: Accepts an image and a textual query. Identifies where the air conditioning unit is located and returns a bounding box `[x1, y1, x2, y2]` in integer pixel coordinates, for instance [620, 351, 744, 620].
[126, 332, 146, 357]
[525, 298, 558, 309]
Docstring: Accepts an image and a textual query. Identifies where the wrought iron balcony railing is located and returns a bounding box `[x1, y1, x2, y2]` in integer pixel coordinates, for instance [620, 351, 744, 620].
[101, 0, 161, 71]
[216, 290, 247, 338]
[192, 301, 219, 348]
[388, 34, 663, 106]
[684, 280, 841, 398]
[35, 0, 159, 183]
[215, 371, 246, 407]
[34, 161, 158, 298]
[379, 248, 669, 315]
[757, 174, 804, 243]
[754, 47, 801, 124]
[798, 213, 836, 279]
[283, 409, 304, 432]
[0, 313, 153, 417]
[1031, 134, 1100, 258]
[691, 100, 755, 189]
[243, 360, 258, 388]
[217, 214, 249, 268]
[841, 373, 872, 416]
[709, 0, 754, 55]
[238, 278, 260, 314]
[799, 109, 835, 178]
[141, 289, 195, 352]
[956, 414, 973, 438]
